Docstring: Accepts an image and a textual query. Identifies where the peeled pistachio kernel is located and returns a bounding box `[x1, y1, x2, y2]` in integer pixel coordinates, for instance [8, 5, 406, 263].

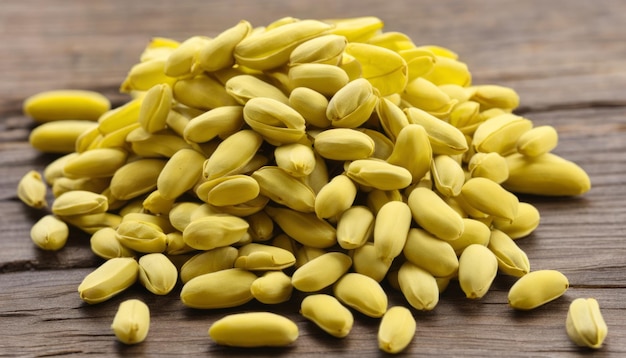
[292, 252, 352, 292]
[492, 202, 541, 239]
[516, 125, 558, 157]
[78, 257, 139, 304]
[129, 131, 193, 158]
[366, 188, 403, 215]
[23, 89, 110, 123]
[225, 74, 290, 105]
[235, 19, 333, 70]
[351, 242, 393, 282]
[180, 268, 257, 309]
[203, 129, 263, 181]
[403, 228, 459, 278]
[566, 298, 608, 349]
[431, 155, 465, 197]
[472, 113, 533, 155]
[29, 120, 98, 154]
[243, 97, 307, 145]
[62, 212, 122, 235]
[313, 128, 375, 161]
[423, 55, 472, 87]
[404, 107, 468, 155]
[183, 215, 249, 251]
[314, 174, 357, 219]
[172, 74, 238, 110]
[208, 312, 299, 347]
[300, 294, 354, 338]
[90, 227, 135, 260]
[196, 175, 260, 207]
[407, 187, 464, 241]
[246, 211, 274, 242]
[274, 143, 316, 177]
[179, 246, 238, 284]
[487, 229, 530, 277]
[504, 152, 591, 196]
[163, 35, 209, 78]
[288, 63, 349, 96]
[334, 273, 388, 318]
[252, 166, 316, 213]
[471, 84, 520, 111]
[449, 218, 491, 256]
[120, 58, 176, 93]
[373, 201, 412, 264]
[386, 124, 432, 184]
[111, 299, 150, 345]
[116, 220, 168, 253]
[168, 201, 201, 232]
[250, 271, 293, 304]
[345, 42, 407, 96]
[468, 152, 509, 184]
[508, 269, 569, 310]
[17, 170, 47, 209]
[458, 244, 499, 299]
[327, 16, 383, 42]
[138, 253, 178, 295]
[30, 215, 69, 251]
[288, 87, 331, 128]
[43, 153, 79, 185]
[51, 190, 108, 216]
[183, 106, 244, 144]
[63, 148, 128, 178]
[378, 306, 416, 354]
[461, 177, 519, 222]
[235, 243, 296, 271]
[346, 159, 412, 191]
[110, 159, 167, 200]
[336, 205, 375, 250]
[403, 77, 455, 116]
[326, 78, 378, 128]
[197, 20, 252, 72]
[157, 148, 205, 200]
[397, 261, 440, 311]
[289, 34, 347, 66]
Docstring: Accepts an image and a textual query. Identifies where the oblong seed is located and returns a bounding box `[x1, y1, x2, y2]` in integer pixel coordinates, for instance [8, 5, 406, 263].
[208, 312, 299, 347]
[508, 270, 569, 310]
[77, 257, 139, 304]
[180, 268, 257, 309]
[378, 306, 416, 354]
[30, 215, 69, 251]
[300, 294, 354, 338]
[111, 299, 150, 345]
[333, 273, 388, 318]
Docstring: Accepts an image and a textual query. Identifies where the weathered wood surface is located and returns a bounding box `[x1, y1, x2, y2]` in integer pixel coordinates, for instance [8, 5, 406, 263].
[1, 0, 625, 356]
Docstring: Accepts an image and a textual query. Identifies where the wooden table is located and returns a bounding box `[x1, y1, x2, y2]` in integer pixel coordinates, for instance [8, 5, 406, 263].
[1, 0, 625, 356]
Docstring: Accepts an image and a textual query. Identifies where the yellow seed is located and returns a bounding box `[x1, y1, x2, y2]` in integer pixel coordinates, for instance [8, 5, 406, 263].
[346, 159, 412, 191]
[351, 242, 393, 282]
[313, 128, 375, 161]
[90, 227, 135, 260]
[566, 298, 608, 349]
[378, 306, 416, 354]
[180, 268, 257, 309]
[468, 152, 509, 184]
[449, 218, 491, 256]
[197, 20, 252, 72]
[291, 252, 352, 292]
[397, 261, 440, 311]
[120, 58, 176, 93]
[488, 229, 530, 277]
[368, 31, 415, 51]
[504, 152, 591, 196]
[157, 148, 205, 200]
[111, 299, 150, 345]
[183, 106, 244, 144]
[138, 253, 178, 295]
[138, 83, 172, 133]
[333, 273, 388, 318]
[141, 190, 175, 216]
[461, 177, 519, 222]
[63, 148, 128, 179]
[43, 153, 79, 185]
[243, 97, 307, 145]
[274, 143, 316, 177]
[252, 166, 315, 213]
[374, 201, 412, 263]
[326, 78, 378, 128]
[386, 124, 432, 184]
[183, 215, 249, 251]
[430, 155, 465, 197]
[51, 190, 108, 216]
[29, 120, 98, 154]
[403, 228, 459, 278]
[314, 174, 357, 219]
[472, 113, 533, 155]
[208, 312, 299, 347]
[225, 74, 290, 105]
[129, 131, 193, 158]
[163, 35, 210, 78]
[164, 232, 194, 256]
[172, 74, 238, 110]
[366, 188, 403, 215]
[77, 257, 139, 304]
[203, 130, 263, 181]
[179, 246, 238, 284]
[458, 244, 498, 299]
[196, 175, 260, 207]
[492, 202, 541, 239]
[250, 271, 293, 304]
[235, 243, 296, 271]
[97, 97, 142, 135]
[403, 77, 455, 117]
[508, 269, 569, 310]
[407, 187, 464, 241]
[289, 34, 347, 66]
[516, 125, 559, 157]
[336, 205, 375, 250]
[327, 16, 383, 42]
[62, 212, 122, 235]
[23, 89, 111, 123]
[116, 220, 168, 254]
[470, 84, 520, 111]
[17, 170, 47, 209]
[110, 159, 167, 200]
[404, 107, 468, 155]
[288, 87, 331, 128]
[345, 42, 407, 96]
[30, 215, 69, 251]
[300, 294, 354, 338]
[288, 63, 350, 96]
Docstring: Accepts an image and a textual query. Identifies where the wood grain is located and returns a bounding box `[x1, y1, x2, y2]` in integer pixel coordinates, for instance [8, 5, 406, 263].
[1, 0, 625, 356]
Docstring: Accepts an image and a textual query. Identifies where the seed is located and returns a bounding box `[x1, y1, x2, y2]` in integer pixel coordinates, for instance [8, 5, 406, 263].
[265, 206, 337, 249]
[336, 205, 375, 250]
[403, 228, 459, 278]
[333, 273, 388, 318]
[197, 20, 252, 72]
[397, 261, 439, 311]
[183, 106, 244, 144]
[292, 252, 352, 292]
[138, 253, 178, 295]
[288, 87, 331, 128]
[23, 89, 111, 123]
[274, 143, 317, 177]
[386, 124, 432, 183]
[566, 298, 608, 349]
[208, 312, 299, 347]
[314, 174, 358, 219]
[17, 170, 47, 209]
[487, 229, 530, 277]
[472, 113, 532, 155]
[180, 268, 257, 309]
[138, 83, 172, 133]
[51, 190, 108, 216]
[111, 299, 150, 345]
[313, 128, 375, 161]
[326, 78, 378, 128]
[403, 77, 454, 117]
[300, 294, 354, 338]
[157, 148, 205, 200]
[288, 63, 350, 96]
[77, 257, 139, 304]
[492, 202, 541, 239]
[30, 215, 69, 251]
[458, 244, 498, 299]
[461, 177, 519, 222]
[90, 227, 135, 260]
[183, 215, 249, 251]
[252, 166, 316, 213]
[29, 120, 98, 154]
[508, 270, 569, 310]
[378, 306, 416, 354]
[373, 201, 412, 263]
[351, 242, 393, 282]
[407, 187, 464, 241]
[116, 220, 168, 253]
[346, 159, 412, 190]
[516, 125, 559, 157]
[179, 246, 239, 284]
[235, 243, 296, 271]
[289, 34, 347, 66]
[345, 42, 407, 96]
[250, 271, 293, 304]
[225, 74, 290, 105]
[110, 159, 167, 200]
[63, 148, 128, 178]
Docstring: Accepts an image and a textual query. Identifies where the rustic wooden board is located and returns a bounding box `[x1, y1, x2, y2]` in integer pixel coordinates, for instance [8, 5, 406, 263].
[1, 0, 625, 356]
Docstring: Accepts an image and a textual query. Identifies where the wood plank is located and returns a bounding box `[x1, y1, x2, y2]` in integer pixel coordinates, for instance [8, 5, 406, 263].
[1, 0, 625, 356]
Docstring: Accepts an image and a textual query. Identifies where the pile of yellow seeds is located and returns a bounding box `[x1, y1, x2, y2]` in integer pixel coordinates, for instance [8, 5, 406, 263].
[17, 16, 608, 352]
